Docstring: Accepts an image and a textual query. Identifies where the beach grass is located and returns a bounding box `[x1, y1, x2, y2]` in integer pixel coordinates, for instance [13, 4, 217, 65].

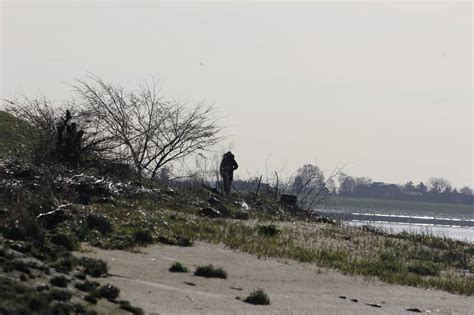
[83, 198, 474, 295]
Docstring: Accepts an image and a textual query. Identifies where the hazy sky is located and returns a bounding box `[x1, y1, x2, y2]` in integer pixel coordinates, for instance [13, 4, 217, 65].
[1, 1, 472, 187]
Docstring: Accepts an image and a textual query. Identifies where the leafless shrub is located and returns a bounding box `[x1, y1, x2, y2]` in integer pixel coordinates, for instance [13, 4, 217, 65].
[73, 75, 222, 178]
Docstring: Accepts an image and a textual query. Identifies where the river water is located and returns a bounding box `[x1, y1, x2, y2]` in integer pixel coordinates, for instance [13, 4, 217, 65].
[315, 209, 474, 243]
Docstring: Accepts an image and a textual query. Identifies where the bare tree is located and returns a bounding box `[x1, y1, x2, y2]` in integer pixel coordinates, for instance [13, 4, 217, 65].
[427, 177, 452, 193]
[73, 75, 221, 178]
[2, 96, 119, 162]
[284, 163, 344, 210]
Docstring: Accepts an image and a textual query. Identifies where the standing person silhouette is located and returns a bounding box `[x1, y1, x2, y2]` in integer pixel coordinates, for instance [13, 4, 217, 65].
[219, 151, 238, 195]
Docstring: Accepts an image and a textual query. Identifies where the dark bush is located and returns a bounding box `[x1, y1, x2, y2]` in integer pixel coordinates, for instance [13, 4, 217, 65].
[176, 236, 193, 247]
[29, 294, 50, 312]
[118, 300, 145, 315]
[258, 224, 280, 237]
[244, 289, 270, 305]
[51, 232, 78, 251]
[169, 262, 188, 273]
[133, 229, 153, 244]
[157, 235, 193, 247]
[78, 257, 108, 277]
[12, 260, 31, 274]
[73, 272, 86, 280]
[49, 289, 72, 301]
[98, 284, 120, 300]
[51, 255, 77, 274]
[49, 276, 69, 288]
[194, 265, 227, 279]
[86, 214, 113, 234]
[50, 302, 73, 314]
[84, 294, 98, 304]
[4, 218, 46, 243]
[75, 280, 100, 292]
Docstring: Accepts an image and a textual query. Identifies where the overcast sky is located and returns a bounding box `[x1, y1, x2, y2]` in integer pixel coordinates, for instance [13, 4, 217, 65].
[1, 1, 472, 187]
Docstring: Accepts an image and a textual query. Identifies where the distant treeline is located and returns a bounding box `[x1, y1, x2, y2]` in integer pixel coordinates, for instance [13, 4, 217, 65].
[231, 172, 473, 206]
[336, 175, 473, 205]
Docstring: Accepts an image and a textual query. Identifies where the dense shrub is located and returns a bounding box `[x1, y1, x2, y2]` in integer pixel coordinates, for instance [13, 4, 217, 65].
[98, 284, 120, 300]
[244, 289, 270, 305]
[194, 265, 227, 279]
[78, 257, 108, 277]
[169, 262, 188, 273]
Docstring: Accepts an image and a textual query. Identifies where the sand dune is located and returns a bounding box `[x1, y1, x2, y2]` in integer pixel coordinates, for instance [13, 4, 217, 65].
[78, 242, 473, 315]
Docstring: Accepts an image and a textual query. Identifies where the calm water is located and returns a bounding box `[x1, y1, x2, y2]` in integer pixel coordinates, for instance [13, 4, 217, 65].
[316, 209, 474, 243]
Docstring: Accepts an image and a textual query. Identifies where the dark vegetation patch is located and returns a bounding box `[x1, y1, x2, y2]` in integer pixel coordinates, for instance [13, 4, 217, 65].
[169, 261, 188, 273]
[407, 262, 440, 277]
[50, 275, 69, 288]
[117, 300, 145, 314]
[49, 288, 72, 301]
[78, 257, 108, 278]
[258, 224, 280, 237]
[194, 264, 227, 279]
[133, 229, 154, 244]
[75, 280, 100, 292]
[86, 214, 113, 235]
[50, 232, 79, 251]
[243, 289, 270, 305]
[98, 284, 120, 300]
[0, 110, 39, 160]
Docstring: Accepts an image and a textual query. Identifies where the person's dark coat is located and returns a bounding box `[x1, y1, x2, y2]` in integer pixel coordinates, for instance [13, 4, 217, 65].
[220, 152, 238, 195]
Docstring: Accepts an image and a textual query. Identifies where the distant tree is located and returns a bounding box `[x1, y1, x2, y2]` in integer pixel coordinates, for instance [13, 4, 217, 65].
[404, 181, 416, 192]
[427, 178, 452, 194]
[354, 177, 372, 187]
[443, 186, 452, 193]
[340, 176, 355, 194]
[416, 182, 427, 194]
[287, 163, 345, 210]
[292, 164, 325, 195]
[337, 173, 348, 191]
[460, 186, 473, 195]
[326, 178, 336, 194]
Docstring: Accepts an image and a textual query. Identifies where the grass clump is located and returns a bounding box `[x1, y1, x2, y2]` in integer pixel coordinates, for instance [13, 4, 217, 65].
[244, 289, 270, 305]
[408, 262, 440, 276]
[169, 261, 188, 273]
[78, 257, 108, 277]
[194, 264, 227, 279]
[258, 224, 280, 237]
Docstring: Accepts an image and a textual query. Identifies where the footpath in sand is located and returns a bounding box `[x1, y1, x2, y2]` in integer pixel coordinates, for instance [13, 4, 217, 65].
[78, 242, 473, 315]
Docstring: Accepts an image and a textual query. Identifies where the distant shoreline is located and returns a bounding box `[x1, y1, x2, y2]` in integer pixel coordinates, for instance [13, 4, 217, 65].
[319, 196, 473, 219]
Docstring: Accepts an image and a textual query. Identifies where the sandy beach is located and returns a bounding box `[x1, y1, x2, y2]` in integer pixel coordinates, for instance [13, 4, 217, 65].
[77, 242, 473, 315]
